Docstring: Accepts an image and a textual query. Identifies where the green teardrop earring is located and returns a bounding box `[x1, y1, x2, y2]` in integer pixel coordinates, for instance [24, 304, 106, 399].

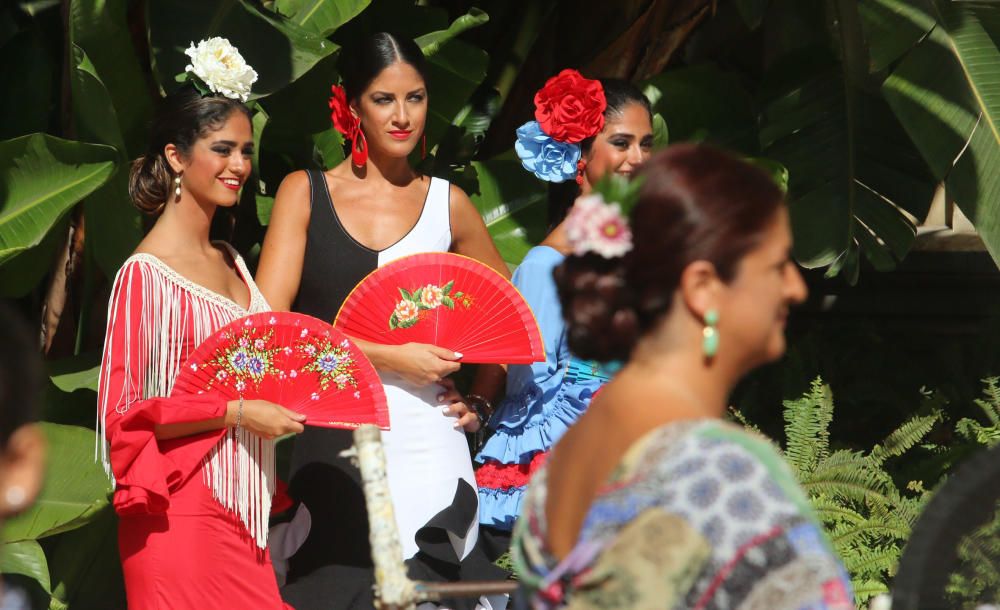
[702, 309, 719, 359]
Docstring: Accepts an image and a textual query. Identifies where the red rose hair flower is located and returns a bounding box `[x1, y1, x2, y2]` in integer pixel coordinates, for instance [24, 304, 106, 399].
[329, 84, 357, 139]
[533, 69, 607, 143]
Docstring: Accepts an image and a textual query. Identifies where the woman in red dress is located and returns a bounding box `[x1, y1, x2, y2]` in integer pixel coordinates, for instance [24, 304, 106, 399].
[97, 39, 304, 609]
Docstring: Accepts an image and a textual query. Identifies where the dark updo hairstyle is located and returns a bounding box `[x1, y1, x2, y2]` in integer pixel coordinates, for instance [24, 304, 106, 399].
[0, 301, 40, 449]
[554, 143, 785, 362]
[547, 78, 653, 232]
[340, 32, 429, 104]
[128, 85, 252, 214]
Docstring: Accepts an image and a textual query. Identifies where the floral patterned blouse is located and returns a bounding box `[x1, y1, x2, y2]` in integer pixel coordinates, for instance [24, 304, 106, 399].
[512, 420, 854, 609]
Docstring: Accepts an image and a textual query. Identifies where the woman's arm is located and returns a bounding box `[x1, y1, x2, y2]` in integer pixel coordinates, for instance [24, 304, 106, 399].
[256, 171, 312, 311]
[448, 184, 510, 279]
[154, 399, 305, 440]
[447, 184, 512, 423]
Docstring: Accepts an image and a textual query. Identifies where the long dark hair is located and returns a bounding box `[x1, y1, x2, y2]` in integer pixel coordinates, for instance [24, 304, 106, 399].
[554, 143, 786, 362]
[128, 85, 251, 213]
[340, 32, 428, 103]
[547, 78, 653, 232]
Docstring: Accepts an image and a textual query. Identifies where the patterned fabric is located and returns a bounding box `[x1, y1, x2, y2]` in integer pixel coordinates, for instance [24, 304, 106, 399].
[512, 420, 853, 610]
[475, 246, 605, 531]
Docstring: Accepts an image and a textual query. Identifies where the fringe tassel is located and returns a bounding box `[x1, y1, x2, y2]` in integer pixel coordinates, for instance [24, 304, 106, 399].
[203, 426, 274, 549]
[97, 256, 275, 548]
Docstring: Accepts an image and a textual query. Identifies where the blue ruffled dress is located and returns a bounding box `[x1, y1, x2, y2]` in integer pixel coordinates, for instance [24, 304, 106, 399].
[475, 246, 606, 532]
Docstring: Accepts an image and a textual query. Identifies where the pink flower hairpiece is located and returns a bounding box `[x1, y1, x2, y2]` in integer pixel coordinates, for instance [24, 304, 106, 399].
[564, 194, 633, 259]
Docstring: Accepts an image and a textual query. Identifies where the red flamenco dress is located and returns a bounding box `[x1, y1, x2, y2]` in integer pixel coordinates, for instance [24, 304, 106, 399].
[97, 247, 292, 610]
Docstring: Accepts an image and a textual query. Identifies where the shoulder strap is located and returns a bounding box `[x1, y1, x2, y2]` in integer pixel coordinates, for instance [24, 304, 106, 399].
[305, 169, 326, 212]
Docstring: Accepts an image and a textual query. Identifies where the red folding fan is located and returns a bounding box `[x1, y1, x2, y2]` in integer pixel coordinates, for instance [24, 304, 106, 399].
[172, 312, 389, 429]
[334, 253, 544, 364]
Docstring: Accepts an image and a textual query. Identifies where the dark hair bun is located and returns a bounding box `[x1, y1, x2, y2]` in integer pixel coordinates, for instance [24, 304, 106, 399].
[555, 143, 785, 363]
[128, 154, 173, 214]
[554, 254, 639, 362]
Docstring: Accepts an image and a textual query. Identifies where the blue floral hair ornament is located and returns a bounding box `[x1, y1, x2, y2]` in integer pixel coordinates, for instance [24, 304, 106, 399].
[515, 121, 581, 183]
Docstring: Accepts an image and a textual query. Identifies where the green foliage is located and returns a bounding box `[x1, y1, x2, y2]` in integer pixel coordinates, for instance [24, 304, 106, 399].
[930, 377, 1000, 607]
[2, 423, 112, 543]
[955, 377, 1000, 447]
[740, 377, 944, 605]
[0, 134, 117, 265]
[469, 154, 547, 267]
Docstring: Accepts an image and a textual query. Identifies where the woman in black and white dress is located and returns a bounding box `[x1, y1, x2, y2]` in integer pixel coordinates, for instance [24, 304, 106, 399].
[256, 32, 508, 610]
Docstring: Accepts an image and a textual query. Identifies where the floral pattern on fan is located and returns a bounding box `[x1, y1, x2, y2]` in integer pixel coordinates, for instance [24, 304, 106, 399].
[296, 334, 358, 393]
[389, 280, 472, 330]
[190, 325, 282, 393]
[189, 320, 360, 397]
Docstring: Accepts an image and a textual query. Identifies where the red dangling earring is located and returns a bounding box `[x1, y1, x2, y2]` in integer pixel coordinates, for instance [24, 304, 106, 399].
[575, 159, 586, 186]
[421, 134, 427, 159]
[351, 117, 368, 167]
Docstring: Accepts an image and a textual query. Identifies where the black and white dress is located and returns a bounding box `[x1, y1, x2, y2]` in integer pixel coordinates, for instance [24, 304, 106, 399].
[280, 170, 503, 610]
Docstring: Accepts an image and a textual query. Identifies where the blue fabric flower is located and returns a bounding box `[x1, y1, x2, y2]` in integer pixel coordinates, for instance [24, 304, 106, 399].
[515, 121, 580, 183]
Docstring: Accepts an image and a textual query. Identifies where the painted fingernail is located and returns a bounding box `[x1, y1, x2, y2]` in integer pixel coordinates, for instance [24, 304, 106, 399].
[454, 351, 463, 359]
[437, 394, 445, 402]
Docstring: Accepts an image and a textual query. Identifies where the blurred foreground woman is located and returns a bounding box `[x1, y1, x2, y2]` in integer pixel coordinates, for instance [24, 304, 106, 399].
[513, 144, 853, 609]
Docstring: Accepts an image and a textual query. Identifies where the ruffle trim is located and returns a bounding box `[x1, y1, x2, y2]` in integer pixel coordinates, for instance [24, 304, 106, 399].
[477, 485, 528, 531]
[476, 452, 549, 491]
[477, 387, 593, 464]
[108, 394, 228, 515]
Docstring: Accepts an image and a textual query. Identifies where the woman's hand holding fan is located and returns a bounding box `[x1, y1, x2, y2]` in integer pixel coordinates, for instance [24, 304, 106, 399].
[335, 253, 545, 365]
[358, 339, 462, 387]
[223, 400, 305, 440]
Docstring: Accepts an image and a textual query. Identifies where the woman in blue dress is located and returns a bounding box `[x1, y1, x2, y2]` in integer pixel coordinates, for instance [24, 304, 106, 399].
[471, 75, 654, 547]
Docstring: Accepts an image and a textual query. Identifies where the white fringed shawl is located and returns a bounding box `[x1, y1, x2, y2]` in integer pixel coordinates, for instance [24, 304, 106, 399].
[97, 247, 275, 549]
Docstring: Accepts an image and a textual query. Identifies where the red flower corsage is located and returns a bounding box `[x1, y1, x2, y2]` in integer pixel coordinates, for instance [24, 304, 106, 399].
[328, 84, 368, 167]
[533, 69, 607, 144]
[329, 85, 356, 139]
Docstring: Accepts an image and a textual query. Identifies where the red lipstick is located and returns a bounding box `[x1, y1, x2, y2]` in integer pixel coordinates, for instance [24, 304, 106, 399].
[389, 130, 413, 140]
[219, 178, 242, 191]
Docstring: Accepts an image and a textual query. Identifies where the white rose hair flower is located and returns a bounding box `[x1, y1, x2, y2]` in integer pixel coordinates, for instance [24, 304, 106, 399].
[564, 193, 633, 259]
[184, 37, 258, 102]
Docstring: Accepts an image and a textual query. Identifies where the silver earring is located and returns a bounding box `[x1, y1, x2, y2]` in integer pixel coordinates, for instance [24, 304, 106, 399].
[174, 174, 182, 200]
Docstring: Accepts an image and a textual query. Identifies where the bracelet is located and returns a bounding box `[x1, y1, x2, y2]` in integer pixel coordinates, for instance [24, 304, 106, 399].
[235, 396, 244, 429]
[466, 393, 495, 420]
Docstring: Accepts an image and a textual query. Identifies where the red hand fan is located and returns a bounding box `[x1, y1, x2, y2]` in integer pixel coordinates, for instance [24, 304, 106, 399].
[334, 253, 544, 364]
[172, 312, 389, 429]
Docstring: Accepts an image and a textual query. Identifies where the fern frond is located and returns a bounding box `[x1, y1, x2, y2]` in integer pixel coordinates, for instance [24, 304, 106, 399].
[830, 522, 911, 547]
[727, 406, 764, 437]
[851, 580, 889, 605]
[810, 496, 867, 525]
[783, 377, 832, 476]
[842, 546, 901, 578]
[957, 378, 1000, 446]
[804, 450, 893, 504]
[977, 377, 1000, 428]
[955, 417, 1000, 446]
[869, 411, 941, 465]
